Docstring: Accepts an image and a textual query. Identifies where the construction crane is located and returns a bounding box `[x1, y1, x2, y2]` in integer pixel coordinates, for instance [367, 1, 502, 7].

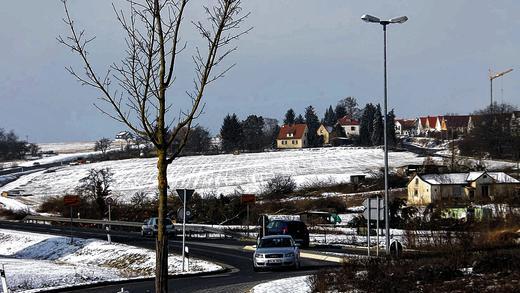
[489, 68, 513, 110]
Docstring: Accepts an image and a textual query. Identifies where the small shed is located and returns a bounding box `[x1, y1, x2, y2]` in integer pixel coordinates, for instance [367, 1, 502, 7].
[350, 175, 366, 184]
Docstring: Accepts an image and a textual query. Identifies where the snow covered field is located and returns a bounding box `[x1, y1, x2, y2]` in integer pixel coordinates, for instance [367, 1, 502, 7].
[1, 147, 425, 209]
[37, 142, 96, 154]
[0, 229, 220, 292]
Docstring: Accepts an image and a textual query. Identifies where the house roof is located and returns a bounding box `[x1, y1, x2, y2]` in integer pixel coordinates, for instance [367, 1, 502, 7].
[277, 124, 307, 140]
[419, 117, 428, 127]
[419, 172, 519, 185]
[396, 119, 415, 129]
[441, 115, 470, 128]
[337, 116, 359, 126]
[427, 116, 438, 128]
[318, 124, 333, 133]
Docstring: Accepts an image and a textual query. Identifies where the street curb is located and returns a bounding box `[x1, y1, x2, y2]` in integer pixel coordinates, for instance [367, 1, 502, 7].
[243, 246, 343, 263]
[38, 267, 231, 293]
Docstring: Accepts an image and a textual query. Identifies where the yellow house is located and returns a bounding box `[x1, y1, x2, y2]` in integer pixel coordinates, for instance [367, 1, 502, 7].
[276, 124, 308, 149]
[408, 171, 520, 206]
[317, 124, 333, 145]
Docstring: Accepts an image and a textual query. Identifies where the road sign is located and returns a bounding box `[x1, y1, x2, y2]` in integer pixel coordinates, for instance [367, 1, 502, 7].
[106, 197, 114, 205]
[362, 198, 385, 221]
[177, 207, 192, 222]
[64, 195, 80, 206]
[241, 194, 256, 204]
[176, 189, 195, 203]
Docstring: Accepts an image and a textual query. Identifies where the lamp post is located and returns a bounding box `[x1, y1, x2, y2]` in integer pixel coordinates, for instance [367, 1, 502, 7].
[362, 14, 407, 255]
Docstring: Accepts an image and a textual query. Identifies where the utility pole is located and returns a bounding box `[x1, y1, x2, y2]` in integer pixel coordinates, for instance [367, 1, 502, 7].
[489, 68, 513, 111]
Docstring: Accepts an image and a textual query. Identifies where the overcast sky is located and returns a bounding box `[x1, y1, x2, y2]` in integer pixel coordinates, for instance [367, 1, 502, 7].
[1, 1, 519, 142]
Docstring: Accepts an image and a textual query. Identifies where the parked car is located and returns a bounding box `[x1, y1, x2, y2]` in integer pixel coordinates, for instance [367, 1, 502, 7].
[259, 219, 310, 248]
[141, 217, 175, 237]
[253, 235, 300, 271]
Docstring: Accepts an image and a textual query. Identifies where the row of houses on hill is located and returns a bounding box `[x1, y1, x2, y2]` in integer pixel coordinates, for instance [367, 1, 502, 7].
[276, 116, 360, 149]
[395, 111, 520, 137]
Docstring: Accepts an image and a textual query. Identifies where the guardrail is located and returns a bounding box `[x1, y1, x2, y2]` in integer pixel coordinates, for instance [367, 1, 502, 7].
[23, 215, 142, 227]
[22, 215, 245, 239]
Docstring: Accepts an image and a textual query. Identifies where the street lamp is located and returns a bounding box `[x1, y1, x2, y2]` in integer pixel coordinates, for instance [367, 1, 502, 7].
[361, 14, 407, 255]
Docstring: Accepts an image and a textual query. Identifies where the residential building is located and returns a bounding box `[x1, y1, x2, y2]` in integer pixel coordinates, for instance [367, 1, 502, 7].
[395, 119, 416, 136]
[115, 131, 134, 141]
[439, 115, 470, 135]
[317, 124, 333, 145]
[337, 116, 360, 137]
[416, 116, 440, 136]
[408, 171, 520, 205]
[276, 124, 308, 149]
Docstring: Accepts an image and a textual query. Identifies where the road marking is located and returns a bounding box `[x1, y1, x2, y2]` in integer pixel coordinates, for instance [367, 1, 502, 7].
[243, 246, 343, 263]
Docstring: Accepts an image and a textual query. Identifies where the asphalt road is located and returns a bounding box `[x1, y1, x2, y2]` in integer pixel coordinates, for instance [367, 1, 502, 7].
[0, 221, 340, 292]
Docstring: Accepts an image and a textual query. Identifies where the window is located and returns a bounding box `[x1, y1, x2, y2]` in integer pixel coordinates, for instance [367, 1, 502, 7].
[415, 178, 419, 185]
[351, 126, 356, 131]
[414, 190, 418, 197]
[292, 140, 296, 144]
[453, 186, 462, 197]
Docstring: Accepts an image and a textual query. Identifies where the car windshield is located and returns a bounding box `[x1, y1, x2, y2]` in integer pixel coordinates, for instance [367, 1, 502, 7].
[259, 237, 293, 248]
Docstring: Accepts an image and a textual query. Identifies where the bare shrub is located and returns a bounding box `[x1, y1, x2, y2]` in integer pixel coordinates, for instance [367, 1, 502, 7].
[262, 174, 296, 199]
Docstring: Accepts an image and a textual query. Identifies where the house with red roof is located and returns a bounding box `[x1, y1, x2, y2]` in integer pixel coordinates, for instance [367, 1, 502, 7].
[416, 116, 441, 136]
[276, 124, 308, 149]
[336, 116, 360, 137]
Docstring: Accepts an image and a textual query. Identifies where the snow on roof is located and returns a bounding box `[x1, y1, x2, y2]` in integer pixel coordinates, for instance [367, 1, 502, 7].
[487, 172, 520, 183]
[420, 172, 519, 185]
[420, 173, 468, 185]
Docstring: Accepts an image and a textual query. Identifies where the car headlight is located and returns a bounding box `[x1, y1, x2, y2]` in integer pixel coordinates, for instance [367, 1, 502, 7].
[255, 253, 264, 258]
[284, 252, 294, 257]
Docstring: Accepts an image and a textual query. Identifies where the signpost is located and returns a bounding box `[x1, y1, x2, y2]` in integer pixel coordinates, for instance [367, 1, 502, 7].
[176, 189, 195, 272]
[1, 264, 8, 293]
[241, 194, 256, 238]
[106, 197, 114, 243]
[363, 197, 384, 256]
[63, 195, 80, 244]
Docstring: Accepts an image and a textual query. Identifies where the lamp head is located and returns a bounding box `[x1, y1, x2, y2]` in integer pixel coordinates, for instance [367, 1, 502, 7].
[389, 16, 408, 24]
[361, 14, 381, 23]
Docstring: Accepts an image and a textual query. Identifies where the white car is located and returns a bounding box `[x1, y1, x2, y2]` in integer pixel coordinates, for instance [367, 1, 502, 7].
[253, 235, 300, 271]
[141, 217, 175, 237]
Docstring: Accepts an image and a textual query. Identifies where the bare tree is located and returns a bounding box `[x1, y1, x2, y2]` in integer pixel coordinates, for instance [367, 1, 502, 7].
[58, 0, 249, 291]
[75, 168, 114, 218]
[94, 138, 112, 155]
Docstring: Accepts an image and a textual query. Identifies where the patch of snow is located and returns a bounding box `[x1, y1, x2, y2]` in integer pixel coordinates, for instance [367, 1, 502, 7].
[251, 275, 311, 293]
[0, 229, 221, 292]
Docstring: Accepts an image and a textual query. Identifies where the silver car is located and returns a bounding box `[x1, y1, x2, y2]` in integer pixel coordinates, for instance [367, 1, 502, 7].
[141, 217, 175, 237]
[253, 235, 301, 271]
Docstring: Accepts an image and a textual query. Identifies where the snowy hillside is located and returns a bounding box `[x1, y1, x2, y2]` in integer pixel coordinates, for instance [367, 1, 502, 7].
[0, 147, 425, 208]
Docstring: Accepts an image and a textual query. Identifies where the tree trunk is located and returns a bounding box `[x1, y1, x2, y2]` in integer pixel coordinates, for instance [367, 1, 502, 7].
[155, 148, 169, 293]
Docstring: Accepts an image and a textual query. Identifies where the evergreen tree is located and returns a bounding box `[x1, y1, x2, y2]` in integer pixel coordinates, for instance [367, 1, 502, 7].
[283, 108, 296, 125]
[323, 105, 336, 126]
[220, 113, 243, 152]
[371, 104, 384, 146]
[386, 109, 397, 147]
[339, 96, 360, 119]
[335, 103, 347, 120]
[304, 105, 322, 147]
[359, 103, 376, 146]
[295, 114, 305, 124]
[242, 115, 265, 151]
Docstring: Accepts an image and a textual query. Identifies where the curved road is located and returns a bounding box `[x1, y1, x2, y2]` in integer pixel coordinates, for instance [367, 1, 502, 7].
[0, 221, 339, 292]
